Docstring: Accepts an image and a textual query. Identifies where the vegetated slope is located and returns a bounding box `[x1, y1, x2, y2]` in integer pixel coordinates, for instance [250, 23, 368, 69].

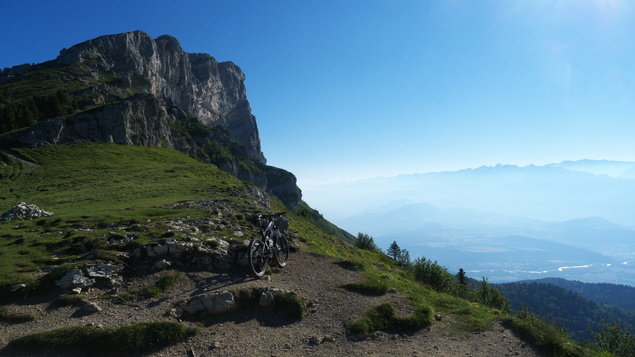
[0, 144, 262, 288]
[0, 144, 551, 357]
[497, 281, 635, 342]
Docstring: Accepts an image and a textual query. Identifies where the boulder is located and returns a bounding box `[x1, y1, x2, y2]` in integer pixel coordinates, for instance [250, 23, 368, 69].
[55, 270, 95, 290]
[86, 263, 121, 278]
[185, 291, 235, 315]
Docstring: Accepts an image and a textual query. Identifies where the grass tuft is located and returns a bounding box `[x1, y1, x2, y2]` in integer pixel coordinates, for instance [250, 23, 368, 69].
[343, 273, 390, 296]
[348, 302, 434, 336]
[335, 259, 365, 271]
[52, 294, 84, 308]
[275, 292, 306, 319]
[144, 271, 181, 298]
[0, 306, 37, 323]
[10, 321, 198, 353]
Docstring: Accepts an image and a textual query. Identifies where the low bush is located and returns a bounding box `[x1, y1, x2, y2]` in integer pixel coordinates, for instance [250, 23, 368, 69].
[590, 320, 635, 357]
[353, 233, 380, 253]
[348, 302, 434, 336]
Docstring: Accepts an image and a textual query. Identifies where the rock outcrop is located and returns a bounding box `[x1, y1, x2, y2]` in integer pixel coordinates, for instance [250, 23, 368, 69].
[1, 202, 53, 221]
[55, 31, 264, 164]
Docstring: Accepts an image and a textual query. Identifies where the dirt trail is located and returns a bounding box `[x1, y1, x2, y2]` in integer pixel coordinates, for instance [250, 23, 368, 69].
[0, 248, 545, 357]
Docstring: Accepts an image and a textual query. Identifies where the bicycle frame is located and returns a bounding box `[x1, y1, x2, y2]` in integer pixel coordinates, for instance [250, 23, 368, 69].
[258, 214, 280, 244]
[249, 212, 289, 277]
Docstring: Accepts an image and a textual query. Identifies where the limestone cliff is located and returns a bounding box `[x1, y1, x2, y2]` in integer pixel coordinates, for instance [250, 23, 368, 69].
[55, 30, 264, 164]
[0, 31, 300, 207]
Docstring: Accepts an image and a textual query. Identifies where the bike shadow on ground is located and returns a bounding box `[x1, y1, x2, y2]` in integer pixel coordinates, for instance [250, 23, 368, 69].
[190, 269, 255, 296]
[186, 305, 301, 328]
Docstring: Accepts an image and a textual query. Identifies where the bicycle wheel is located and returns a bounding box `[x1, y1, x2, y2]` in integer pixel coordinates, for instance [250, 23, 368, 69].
[248, 238, 267, 277]
[273, 232, 289, 268]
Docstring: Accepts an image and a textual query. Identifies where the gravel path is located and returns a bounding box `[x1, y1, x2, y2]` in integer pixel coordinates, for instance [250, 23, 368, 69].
[0, 248, 545, 357]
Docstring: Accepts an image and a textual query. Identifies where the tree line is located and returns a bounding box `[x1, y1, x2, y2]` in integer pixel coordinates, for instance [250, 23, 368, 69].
[0, 88, 79, 135]
[497, 281, 635, 344]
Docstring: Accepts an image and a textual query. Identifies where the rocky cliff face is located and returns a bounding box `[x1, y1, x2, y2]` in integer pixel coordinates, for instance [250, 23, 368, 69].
[0, 31, 301, 207]
[55, 31, 264, 164]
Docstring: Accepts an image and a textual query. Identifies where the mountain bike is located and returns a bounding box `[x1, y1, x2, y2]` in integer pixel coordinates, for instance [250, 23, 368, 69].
[248, 212, 290, 277]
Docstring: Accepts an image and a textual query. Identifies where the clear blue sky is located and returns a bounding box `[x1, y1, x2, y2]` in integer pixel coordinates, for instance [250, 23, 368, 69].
[2, 0, 635, 188]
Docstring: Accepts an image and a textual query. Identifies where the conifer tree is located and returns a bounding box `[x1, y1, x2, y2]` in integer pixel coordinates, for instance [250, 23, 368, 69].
[457, 268, 467, 286]
[387, 240, 401, 260]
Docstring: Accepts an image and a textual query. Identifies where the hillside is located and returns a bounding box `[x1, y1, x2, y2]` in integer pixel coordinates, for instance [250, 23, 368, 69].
[531, 277, 635, 312]
[0, 144, 550, 357]
[497, 280, 635, 342]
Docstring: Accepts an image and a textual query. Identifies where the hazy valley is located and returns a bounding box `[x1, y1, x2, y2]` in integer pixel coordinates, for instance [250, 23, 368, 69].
[305, 160, 635, 286]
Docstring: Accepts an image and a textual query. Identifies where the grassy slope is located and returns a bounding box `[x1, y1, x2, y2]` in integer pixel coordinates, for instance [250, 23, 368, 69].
[0, 144, 250, 287]
[0, 143, 603, 356]
[1, 144, 232, 217]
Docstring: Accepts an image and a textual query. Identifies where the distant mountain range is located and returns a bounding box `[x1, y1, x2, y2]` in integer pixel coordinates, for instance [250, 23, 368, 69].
[307, 160, 635, 227]
[304, 160, 635, 286]
[551, 160, 635, 178]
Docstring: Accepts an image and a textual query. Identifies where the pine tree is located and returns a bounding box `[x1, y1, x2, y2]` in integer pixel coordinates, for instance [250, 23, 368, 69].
[397, 249, 411, 267]
[457, 268, 467, 286]
[387, 241, 401, 260]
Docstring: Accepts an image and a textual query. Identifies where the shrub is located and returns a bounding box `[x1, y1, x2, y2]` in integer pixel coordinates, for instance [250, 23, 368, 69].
[234, 288, 260, 307]
[53, 294, 84, 308]
[354, 233, 380, 253]
[411, 257, 455, 293]
[477, 277, 509, 311]
[394, 304, 435, 330]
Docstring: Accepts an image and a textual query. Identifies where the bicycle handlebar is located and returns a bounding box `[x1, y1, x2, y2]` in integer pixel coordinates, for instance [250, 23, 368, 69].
[257, 212, 286, 219]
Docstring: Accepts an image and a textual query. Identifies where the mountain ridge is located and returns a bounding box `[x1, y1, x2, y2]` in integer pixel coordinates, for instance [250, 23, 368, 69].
[0, 31, 301, 207]
[306, 159, 635, 226]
